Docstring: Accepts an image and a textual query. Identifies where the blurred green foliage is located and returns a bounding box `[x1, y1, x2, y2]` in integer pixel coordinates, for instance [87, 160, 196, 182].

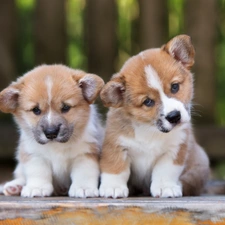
[168, 0, 184, 37]
[13, 0, 225, 125]
[16, 0, 35, 75]
[67, 0, 86, 70]
[217, 0, 225, 125]
[116, 0, 139, 70]
[214, 161, 225, 179]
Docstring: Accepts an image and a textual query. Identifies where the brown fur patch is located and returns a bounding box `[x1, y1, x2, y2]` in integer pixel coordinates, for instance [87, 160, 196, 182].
[173, 143, 187, 165]
[86, 153, 99, 163]
[85, 142, 100, 163]
[100, 108, 134, 174]
[100, 144, 130, 174]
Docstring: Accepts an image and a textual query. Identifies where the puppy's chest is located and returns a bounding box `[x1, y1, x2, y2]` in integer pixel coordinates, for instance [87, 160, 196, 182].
[49, 151, 71, 172]
[46, 147, 72, 181]
[119, 125, 186, 170]
[120, 127, 168, 160]
[38, 142, 86, 179]
[46, 146, 80, 194]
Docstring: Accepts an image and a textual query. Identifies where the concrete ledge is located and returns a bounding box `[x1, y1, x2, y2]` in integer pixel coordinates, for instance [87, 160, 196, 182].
[0, 196, 225, 224]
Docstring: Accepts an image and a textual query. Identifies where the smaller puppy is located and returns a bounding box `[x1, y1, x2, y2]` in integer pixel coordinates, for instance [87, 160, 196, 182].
[0, 65, 104, 198]
[99, 35, 209, 198]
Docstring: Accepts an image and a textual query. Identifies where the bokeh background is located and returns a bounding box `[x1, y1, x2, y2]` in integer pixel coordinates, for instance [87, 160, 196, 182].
[0, 0, 225, 182]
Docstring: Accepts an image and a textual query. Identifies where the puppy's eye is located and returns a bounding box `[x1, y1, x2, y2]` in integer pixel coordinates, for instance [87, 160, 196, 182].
[32, 107, 41, 115]
[61, 104, 71, 113]
[171, 83, 179, 94]
[143, 98, 155, 107]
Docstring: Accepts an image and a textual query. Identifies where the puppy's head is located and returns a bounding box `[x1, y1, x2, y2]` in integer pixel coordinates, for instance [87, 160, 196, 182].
[101, 35, 195, 133]
[0, 65, 104, 144]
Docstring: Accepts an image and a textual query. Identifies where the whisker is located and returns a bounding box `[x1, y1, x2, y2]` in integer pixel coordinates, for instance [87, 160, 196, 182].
[190, 102, 204, 118]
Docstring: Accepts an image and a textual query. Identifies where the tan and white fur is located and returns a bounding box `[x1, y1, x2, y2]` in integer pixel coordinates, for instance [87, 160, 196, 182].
[99, 35, 209, 198]
[0, 65, 104, 198]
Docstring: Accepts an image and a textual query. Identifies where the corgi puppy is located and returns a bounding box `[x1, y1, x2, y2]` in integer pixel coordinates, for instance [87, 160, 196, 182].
[99, 35, 209, 198]
[0, 65, 104, 198]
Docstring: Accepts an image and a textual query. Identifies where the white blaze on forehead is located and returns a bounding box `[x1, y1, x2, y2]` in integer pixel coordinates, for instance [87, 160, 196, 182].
[145, 65, 163, 92]
[45, 76, 53, 124]
[45, 76, 53, 105]
[47, 109, 53, 124]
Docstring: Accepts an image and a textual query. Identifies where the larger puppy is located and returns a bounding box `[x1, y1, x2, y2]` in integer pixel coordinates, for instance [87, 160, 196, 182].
[0, 65, 104, 197]
[99, 35, 209, 198]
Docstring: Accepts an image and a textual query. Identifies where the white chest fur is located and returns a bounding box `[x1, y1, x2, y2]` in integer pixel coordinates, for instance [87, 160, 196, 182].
[19, 135, 91, 189]
[118, 123, 188, 187]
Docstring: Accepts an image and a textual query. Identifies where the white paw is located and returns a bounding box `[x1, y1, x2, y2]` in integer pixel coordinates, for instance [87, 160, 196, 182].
[3, 180, 24, 196]
[68, 186, 99, 198]
[99, 185, 129, 198]
[21, 184, 53, 197]
[150, 181, 182, 198]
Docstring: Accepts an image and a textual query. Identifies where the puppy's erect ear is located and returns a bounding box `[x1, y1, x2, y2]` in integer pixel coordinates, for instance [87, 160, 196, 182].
[100, 80, 125, 108]
[0, 84, 20, 113]
[78, 73, 104, 104]
[163, 35, 195, 69]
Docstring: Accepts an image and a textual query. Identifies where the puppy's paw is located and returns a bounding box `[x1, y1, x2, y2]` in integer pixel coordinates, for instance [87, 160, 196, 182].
[68, 186, 99, 198]
[3, 180, 24, 196]
[99, 185, 129, 198]
[21, 184, 53, 197]
[151, 181, 182, 198]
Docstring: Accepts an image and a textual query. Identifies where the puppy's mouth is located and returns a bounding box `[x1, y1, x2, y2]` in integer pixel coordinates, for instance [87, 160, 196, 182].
[156, 119, 172, 133]
[33, 125, 73, 145]
[157, 110, 181, 133]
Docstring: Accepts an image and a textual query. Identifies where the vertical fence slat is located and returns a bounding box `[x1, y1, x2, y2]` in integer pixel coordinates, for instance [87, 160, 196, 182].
[86, 0, 117, 81]
[0, 0, 16, 89]
[138, 0, 168, 50]
[34, 0, 67, 65]
[185, 0, 218, 124]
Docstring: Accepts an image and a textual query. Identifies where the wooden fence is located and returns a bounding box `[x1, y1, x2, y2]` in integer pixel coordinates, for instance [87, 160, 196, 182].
[0, 0, 224, 164]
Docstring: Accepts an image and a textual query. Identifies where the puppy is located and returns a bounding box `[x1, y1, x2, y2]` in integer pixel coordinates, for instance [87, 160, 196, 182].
[99, 35, 210, 198]
[0, 65, 104, 198]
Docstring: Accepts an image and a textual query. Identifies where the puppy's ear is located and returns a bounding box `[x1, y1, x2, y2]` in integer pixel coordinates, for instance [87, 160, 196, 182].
[78, 74, 104, 104]
[100, 80, 125, 108]
[163, 35, 195, 69]
[0, 84, 20, 113]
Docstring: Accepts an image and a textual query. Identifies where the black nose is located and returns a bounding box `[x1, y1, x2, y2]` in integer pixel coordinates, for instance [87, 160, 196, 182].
[165, 110, 181, 124]
[44, 126, 60, 140]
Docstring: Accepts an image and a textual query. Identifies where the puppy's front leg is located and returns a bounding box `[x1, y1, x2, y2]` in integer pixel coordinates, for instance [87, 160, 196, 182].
[99, 145, 130, 198]
[69, 154, 99, 198]
[150, 154, 184, 198]
[99, 169, 130, 199]
[21, 157, 53, 197]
